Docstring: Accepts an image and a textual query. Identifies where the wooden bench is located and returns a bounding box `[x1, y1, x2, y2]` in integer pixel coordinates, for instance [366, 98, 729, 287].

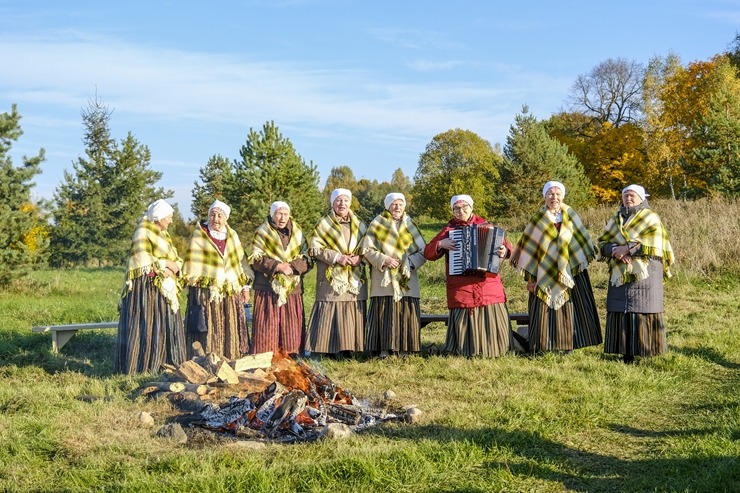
[33, 304, 254, 353]
[32, 322, 118, 353]
[420, 312, 529, 328]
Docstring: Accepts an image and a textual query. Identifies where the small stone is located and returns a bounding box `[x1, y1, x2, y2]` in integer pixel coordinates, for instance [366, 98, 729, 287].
[405, 407, 424, 424]
[383, 390, 396, 401]
[138, 411, 155, 428]
[320, 423, 354, 440]
[229, 440, 267, 450]
[156, 423, 188, 444]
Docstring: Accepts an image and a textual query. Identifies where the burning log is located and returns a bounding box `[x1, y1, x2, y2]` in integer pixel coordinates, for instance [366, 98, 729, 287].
[138, 350, 410, 443]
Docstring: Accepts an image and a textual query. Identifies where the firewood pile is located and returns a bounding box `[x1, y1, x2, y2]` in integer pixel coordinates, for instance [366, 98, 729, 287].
[139, 342, 412, 443]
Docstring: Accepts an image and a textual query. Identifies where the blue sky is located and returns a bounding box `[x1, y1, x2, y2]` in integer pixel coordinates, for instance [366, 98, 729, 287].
[1, 0, 738, 219]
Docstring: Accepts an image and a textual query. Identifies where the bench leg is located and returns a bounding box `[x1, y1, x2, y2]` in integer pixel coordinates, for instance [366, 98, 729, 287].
[52, 330, 78, 352]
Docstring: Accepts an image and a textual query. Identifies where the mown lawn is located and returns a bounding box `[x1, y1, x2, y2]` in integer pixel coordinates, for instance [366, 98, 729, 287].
[2, 199, 740, 492]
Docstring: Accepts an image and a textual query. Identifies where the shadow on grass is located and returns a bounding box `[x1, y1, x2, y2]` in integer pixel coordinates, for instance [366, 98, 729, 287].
[673, 345, 740, 370]
[0, 329, 116, 377]
[362, 424, 739, 493]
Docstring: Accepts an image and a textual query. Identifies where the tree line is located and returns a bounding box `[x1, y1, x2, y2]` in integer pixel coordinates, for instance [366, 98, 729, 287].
[2, 34, 739, 286]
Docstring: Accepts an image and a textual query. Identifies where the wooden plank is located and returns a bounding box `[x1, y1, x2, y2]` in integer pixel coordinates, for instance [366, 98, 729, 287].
[420, 312, 529, 328]
[230, 351, 273, 372]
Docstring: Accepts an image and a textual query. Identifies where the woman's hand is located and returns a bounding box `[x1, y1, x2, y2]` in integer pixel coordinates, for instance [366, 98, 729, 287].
[165, 259, 180, 275]
[241, 287, 250, 303]
[612, 245, 633, 263]
[438, 238, 457, 251]
[276, 262, 293, 275]
[497, 245, 507, 258]
[527, 280, 536, 294]
[383, 256, 400, 269]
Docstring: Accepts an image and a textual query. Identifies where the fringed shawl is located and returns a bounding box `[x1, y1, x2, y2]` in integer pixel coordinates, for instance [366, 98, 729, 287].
[123, 215, 182, 312]
[181, 223, 249, 303]
[248, 217, 311, 306]
[598, 205, 675, 287]
[511, 204, 596, 310]
[360, 210, 426, 301]
[309, 210, 367, 295]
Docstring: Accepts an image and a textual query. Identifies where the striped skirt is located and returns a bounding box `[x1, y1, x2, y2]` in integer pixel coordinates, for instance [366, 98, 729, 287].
[446, 302, 512, 357]
[604, 312, 667, 357]
[250, 290, 305, 355]
[185, 287, 248, 360]
[527, 270, 602, 353]
[114, 275, 186, 374]
[305, 300, 367, 355]
[366, 296, 421, 354]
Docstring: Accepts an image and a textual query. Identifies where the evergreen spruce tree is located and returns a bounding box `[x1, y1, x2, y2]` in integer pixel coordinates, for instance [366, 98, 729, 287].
[227, 121, 323, 242]
[0, 104, 45, 286]
[499, 106, 594, 217]
[191, 154, 233, 221]
[50, 96, 170, 266]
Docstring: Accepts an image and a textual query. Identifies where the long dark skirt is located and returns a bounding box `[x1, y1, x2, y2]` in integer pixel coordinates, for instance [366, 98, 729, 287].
[305, 300, 366, 355]
[185, 287, 248, 360]
[114, 276, 186, 374]
[251, 290, 305, 355]
[604, 311, 667, 357]
[446, 303, 512, 357]
[366, 296, 421, 354]
[527, 270, 602, 353]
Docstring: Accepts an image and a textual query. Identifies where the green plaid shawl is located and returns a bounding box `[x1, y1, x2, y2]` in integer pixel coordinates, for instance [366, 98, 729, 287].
[597, 206, 675, 287]
[309, 210, 367, 295]
[181, 223, 249, 302]
[511, 204, 596, 309]
[123, 216, 182, 312]
[360, 210, 426, 301]
[248, 217, 310, 306]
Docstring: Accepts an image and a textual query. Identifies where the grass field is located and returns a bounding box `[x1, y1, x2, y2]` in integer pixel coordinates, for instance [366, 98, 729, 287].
[1, 199, 739, 492]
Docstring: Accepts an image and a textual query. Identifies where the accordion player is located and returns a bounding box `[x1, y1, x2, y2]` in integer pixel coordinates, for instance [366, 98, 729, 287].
[448, 224, 505, 275]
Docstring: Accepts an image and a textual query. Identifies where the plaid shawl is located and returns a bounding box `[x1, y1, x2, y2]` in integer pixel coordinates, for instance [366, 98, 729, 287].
[511, 204, 596, 309]
[360, 210, 426, 301]
[309, 209, 367, 295]
[181, 223, 248, 302]
[598, 205, 675, 287]
[123, 215, 182, 312]
[248, 217, 311, 306]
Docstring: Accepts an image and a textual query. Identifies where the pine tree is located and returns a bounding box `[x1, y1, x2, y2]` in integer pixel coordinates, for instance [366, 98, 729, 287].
[50, 96, 170, 266]
[694, 58, 740, 198]
[0, 104, 45, 286]
[499, 106, 593, 217]
[191, 154, 233, 221]
[227, 121, 324, 242]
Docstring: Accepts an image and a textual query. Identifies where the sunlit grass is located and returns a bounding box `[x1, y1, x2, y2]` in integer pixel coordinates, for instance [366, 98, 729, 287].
[1, 200, 739, 492]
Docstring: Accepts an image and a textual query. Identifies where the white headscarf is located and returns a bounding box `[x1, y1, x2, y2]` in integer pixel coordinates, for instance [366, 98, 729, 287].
[209, 200, 231, 219]
[146, 199, 174, 222]
[384, 193, 405, 210]
[330, 188, 352, 205]
[450, 194, 473, 209]
[542, 181, 566, 198]
[270, 200, 290, 217]
[622, 184, 649, 201]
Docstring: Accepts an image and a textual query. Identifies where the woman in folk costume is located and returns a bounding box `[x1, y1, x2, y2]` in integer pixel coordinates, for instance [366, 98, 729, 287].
[181, 200, 250, 360]
[361, 193, 427, 358]
[114, 199, 186, 374]
[248, 201, 312, 356]
[597, 184, 675, 363]
[305, 188, 368, 358]
[510, 181, 602, 354]
[423, 194, 513, 357]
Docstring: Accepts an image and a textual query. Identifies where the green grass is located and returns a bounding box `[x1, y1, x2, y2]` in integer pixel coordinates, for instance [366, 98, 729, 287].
[1, 204, 740, 492]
